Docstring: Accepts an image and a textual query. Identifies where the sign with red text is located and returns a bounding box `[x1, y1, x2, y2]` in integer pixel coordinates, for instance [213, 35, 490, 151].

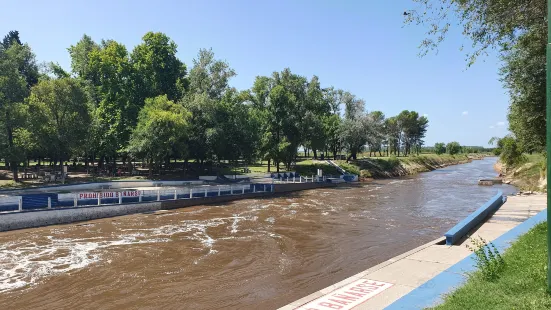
[295, 279, 393, 310]
[77, 191, 142, 200]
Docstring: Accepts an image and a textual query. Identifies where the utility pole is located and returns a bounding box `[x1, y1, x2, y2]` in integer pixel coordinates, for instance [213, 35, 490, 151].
[547, 0, 551, 291]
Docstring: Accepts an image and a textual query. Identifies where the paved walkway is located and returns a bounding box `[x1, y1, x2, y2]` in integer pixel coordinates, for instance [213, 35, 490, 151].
[279, 194, 546, 310]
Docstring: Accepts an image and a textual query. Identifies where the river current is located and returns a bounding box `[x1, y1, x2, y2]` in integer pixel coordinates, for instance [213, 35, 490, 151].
[0, 157, 516, 309]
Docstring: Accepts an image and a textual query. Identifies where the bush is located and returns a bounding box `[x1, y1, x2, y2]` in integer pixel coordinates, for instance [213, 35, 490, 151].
[467, 236, 505, 281]
[446, 141, 461, 155]
[500, 136, 525, 166]
[434, 142, 446, 155]
[360, 169, 372, 178]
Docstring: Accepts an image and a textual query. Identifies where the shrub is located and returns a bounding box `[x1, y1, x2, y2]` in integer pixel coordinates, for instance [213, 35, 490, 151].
[466, 236, 505, 281]
[446, 142, 461, 155]
[499, 136, 525, 166]
[360, 169, 372, 178]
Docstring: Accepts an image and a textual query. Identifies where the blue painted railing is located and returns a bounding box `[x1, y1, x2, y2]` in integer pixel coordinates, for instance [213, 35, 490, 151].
[444, 190, 505, 245]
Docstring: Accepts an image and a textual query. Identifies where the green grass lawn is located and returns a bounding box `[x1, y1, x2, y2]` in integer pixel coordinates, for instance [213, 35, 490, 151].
[431, 222, 551, 310]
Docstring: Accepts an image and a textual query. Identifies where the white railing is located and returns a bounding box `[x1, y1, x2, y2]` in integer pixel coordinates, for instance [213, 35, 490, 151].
[272, 175, 326, 184]
[0, 183, 273, 213]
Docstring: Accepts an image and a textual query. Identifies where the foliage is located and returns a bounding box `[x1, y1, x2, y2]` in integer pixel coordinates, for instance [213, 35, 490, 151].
[446, 141, 461, 155]
[1, 29, 436, 178]
[434, 142, 446, 155]
[128, 95, 190, 173]
[404, 0, 545, 66]
[498, 136, 525, 167]
[25, 78, 91, 164]
[501, 26, 546, 153]
[0, 35, 38, 180]
[466, 236, 505, 281]
[406, 0, 546, 167]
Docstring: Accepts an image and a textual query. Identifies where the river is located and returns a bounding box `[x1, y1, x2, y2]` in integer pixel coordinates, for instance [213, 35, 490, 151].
[0, 157, 516, 309]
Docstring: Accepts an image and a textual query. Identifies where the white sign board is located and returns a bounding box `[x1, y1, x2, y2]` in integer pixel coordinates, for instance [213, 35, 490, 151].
[295, 279, 393, 310]
[78, 191, 142, 200]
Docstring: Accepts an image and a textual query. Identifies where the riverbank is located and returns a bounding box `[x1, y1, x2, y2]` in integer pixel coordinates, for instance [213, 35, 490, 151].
[349, 154, 478, 179]
[295, 154, 487, 181]
[280, 194, 547, 310]
[494, 154, 546, 192]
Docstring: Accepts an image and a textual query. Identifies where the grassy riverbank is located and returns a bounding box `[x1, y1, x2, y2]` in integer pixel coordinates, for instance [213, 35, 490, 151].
[431, 222, 551, 310]
[292, 154, 481, 179]
[496, 153, 546, 192]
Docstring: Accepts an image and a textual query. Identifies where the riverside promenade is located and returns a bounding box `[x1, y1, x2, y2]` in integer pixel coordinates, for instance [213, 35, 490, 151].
[279, 194, 546, 310]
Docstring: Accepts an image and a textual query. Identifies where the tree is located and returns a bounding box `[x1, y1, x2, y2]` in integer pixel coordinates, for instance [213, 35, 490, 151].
[2, 31, 21, 48]
[88, 40, 133, 164]
[366, 111, 385, 156]
[0, 37, 38, 180]
[446, 141, 461, 155]
[188, 48, 236, 99]
[434, 142, 446, 155]
[404, 0, 545, 66]
[303, 75, 330, 159]
[385, 116, 400, 156]
[131, 32, 187, 103]
[26, 78, 91, 166]
[501, 27, 545, 153]
[499, 136, 524, 167]
[68, 34, 100, 80]
[128, 95, 190, 176]
[405, 1, 543, 156]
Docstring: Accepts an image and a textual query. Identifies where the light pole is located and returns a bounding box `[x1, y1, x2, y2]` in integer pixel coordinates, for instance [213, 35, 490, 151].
[547, 0, 551, 291]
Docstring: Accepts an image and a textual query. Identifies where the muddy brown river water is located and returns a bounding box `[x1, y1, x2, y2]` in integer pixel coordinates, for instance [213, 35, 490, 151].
[0, 158, 516, 310]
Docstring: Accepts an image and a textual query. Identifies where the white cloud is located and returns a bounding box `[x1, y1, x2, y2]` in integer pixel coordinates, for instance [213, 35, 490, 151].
[496, 121, 505, 126]
[423, 113, 429, 117]
[489, 126, 495, 129]
[462, 111, 468, 116]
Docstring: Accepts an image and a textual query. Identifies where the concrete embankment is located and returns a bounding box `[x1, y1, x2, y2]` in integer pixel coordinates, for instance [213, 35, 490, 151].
[0, 182, 343, 232]
[280, 194, 546, 310]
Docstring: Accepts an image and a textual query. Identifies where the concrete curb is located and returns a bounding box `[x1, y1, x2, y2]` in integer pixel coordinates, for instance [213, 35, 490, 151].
[444, 190, 504, 245]
[384, 208, 548, 310]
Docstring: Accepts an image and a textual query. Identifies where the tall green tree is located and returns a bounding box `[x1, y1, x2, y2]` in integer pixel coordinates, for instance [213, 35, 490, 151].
[366, 111, 385, 156]
[26, 78, 91, 166]
[88, 40, 133, 163]
[188, 48, 236, 99]
[131, 32, 187, 104]
[128, 95, 190, 176]
[0, 36, 38, 180]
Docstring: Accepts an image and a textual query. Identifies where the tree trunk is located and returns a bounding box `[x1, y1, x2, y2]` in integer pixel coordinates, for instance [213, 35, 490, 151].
[267, 159, 271, 172]
[276, 161, 280, 173]
[313, 149, 317, 159]
[6, 123, 18, 182]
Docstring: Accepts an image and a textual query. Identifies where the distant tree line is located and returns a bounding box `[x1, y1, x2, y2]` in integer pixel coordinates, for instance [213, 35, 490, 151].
[0, 31, 428, 180]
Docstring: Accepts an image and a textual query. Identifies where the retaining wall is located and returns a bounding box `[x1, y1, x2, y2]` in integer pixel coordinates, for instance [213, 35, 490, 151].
[0, 182, 343, 232]
[0, 191, 273, 232]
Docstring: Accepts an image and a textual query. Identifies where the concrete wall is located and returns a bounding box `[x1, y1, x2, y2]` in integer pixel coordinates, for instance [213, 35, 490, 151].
[0, 191, 274, 232]
[273, 182, 337, 193]
[0, 182, 338, 232]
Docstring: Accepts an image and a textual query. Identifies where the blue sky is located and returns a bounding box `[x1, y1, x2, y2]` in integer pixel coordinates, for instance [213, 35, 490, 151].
[2, 0, 509, 146]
